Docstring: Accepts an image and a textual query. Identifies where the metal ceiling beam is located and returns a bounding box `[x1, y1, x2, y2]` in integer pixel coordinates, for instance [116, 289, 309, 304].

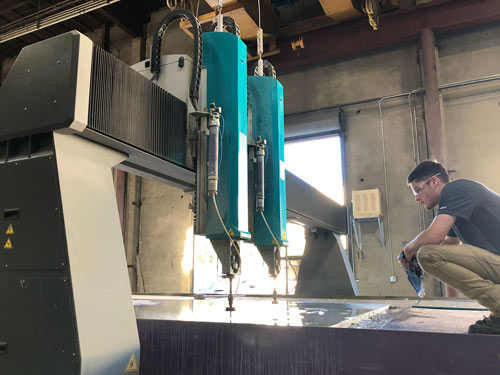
[0, 0, 121, 43]
[269, 0, 500, 72]
[16, 32, 43, 45]
[37, 0, 104, 29]
[2, 10, 44, 45]
[61, 17, 94, 34]
[24, 0, 69, 38]
[30, 26, 58, 39]
[0, 0, 32, 16]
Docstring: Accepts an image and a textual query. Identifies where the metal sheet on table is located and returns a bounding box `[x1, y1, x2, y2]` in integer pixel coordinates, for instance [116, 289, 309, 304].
[133, 295, 388, 327]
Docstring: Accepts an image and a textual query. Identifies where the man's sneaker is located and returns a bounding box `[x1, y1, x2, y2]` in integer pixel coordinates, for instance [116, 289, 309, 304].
[468, 315, 500, 335]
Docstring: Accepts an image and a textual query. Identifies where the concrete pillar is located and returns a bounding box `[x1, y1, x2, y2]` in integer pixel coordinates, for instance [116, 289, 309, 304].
[421, 28, 445, 164]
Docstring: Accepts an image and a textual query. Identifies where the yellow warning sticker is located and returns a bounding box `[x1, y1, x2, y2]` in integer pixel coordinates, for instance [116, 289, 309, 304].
[5, 224, 14, 235]
[228, 228, 234, 236]
[4, 238, 12, 249]
[282, 230, 287, 240]
[124, 352, 138, 373]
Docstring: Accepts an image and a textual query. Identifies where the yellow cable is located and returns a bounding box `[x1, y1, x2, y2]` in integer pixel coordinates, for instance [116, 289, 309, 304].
[166, 0, 177, 10]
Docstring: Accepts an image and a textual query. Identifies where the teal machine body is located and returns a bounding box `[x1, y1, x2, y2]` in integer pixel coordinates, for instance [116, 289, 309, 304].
[248, 75, 288, 275]
[202, 32, 250, 274]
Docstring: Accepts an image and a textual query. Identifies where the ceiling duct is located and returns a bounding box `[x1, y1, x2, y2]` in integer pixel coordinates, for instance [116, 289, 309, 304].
[319, 0, 363, 22]
[319, 0, 399, 30]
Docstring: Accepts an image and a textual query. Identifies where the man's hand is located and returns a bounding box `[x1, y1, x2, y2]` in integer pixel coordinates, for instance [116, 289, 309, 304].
[398, 214, 456, 270]
[403, 244, 418, 263]
[398, 252, 410, 270]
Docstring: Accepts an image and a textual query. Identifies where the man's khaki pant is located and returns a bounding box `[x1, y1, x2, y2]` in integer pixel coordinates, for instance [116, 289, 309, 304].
[417, 244, 500, 316]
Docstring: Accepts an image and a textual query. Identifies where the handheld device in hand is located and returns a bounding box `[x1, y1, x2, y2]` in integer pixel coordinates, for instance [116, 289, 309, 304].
[398, 252, 425, 297]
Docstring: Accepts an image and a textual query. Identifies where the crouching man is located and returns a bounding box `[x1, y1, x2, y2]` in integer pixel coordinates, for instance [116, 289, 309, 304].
[401, 160, 500, 334]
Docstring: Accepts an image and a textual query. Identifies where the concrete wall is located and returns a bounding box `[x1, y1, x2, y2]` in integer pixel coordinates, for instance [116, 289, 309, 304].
[439, 23, 500, 191]
[121, 12, 196, 293]
[109, 26, 142, 65]
[135, 179, 194, 293]
[279, 21, 500, 297]
[280, 44, 432, 296]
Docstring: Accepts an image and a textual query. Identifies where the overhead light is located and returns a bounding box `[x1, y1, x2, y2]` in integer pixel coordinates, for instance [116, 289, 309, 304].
[0, 0, 122, 44]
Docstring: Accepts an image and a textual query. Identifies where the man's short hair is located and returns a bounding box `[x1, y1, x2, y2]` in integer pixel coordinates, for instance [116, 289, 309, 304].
[407, 160, 450, 184]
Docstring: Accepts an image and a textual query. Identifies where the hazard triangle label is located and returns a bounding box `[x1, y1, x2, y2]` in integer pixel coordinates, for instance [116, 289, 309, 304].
[5, 224, 14, 235]
[125, 352, 138, 372]
[4, 238, 12, 249]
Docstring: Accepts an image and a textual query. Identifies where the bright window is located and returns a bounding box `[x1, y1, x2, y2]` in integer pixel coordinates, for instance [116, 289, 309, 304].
[285, 136, 344, 205]
[284, 135, 346, 292]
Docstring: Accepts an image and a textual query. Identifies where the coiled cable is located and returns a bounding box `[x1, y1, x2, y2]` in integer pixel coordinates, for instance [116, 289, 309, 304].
[150, 9, 202, 110]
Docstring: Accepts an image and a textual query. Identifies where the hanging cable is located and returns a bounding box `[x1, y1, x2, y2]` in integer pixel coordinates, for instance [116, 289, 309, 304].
[150, 9, 202, 110]
[211, 195, 242, 308]
[218, 114, 225, 170]
[361, 0, 380, 31]
[256, 0, 264, 76]
[257, 0, 261, 30]
[408, 88, 426, 232]
[259, 211, 298, 284]
[211, 196, 241, 261]
[251, 59, 276, 78]
[378, 96, 395, 279]
[166, 0, 177, 10]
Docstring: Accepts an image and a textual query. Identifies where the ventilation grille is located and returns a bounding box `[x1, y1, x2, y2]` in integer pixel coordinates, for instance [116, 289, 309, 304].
[352, 188, 382, 219]
[88, 46, 187, 166]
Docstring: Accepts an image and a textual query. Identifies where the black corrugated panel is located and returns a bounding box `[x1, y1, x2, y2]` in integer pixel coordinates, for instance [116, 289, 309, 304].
[88, 45, 187, 167]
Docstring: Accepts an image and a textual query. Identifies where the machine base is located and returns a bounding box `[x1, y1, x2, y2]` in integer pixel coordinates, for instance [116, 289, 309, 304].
[135, 295, 500, 375]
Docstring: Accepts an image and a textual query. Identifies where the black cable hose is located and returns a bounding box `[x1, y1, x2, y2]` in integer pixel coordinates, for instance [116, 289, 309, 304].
[251, 59, 276, 79]
[351, 0, 364, 12]
[150, 9, 202, 110]
[210, 16, 241, 37]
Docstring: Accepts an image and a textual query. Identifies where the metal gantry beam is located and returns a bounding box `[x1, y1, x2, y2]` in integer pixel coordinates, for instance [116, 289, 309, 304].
[286, 170, 347, 234]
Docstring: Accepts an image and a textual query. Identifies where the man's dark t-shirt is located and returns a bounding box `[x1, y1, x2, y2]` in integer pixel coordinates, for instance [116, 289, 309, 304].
[436, 179, 500, 255]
